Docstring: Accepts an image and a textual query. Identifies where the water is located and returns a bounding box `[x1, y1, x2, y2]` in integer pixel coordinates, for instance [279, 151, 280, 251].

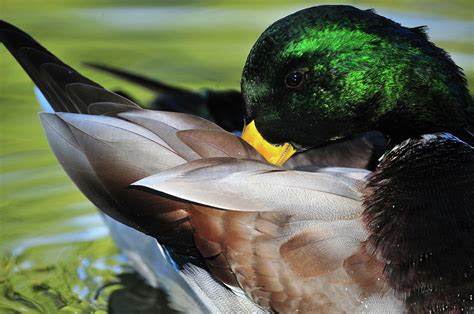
[1, 1, 472, 312]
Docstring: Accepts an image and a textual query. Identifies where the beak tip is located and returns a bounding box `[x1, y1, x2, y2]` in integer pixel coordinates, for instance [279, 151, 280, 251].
[241, 120, 296, 167]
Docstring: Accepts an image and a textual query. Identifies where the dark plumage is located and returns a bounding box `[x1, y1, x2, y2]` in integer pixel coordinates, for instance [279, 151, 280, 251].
[364, 134, 474, 312]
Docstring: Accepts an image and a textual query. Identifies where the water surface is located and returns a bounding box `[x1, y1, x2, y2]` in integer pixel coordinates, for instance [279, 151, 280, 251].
[1, 1, 472, 312]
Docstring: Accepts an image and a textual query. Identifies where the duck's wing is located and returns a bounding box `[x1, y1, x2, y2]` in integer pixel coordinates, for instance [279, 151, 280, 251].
[39, 108, 269, 312]
[38, 110, 265, 252]
[134, 160, 403, 312]
[84, 62, 245, 132]
[1, 20, 271, 310]
[284, 131, 386, 171]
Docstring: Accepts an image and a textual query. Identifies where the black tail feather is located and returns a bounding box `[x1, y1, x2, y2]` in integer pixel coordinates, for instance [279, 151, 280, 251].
[0, 20, 137, 114]
[84, 62, 188, 94]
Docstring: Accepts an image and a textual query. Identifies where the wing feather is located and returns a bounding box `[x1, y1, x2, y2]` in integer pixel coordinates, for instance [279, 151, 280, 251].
[177, 129, 265, 161]
[133, 158, 363, 219]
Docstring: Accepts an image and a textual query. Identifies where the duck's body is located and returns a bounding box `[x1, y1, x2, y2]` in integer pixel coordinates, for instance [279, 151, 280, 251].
[1, 4, 473, 313]
[134, 132, 473, 313]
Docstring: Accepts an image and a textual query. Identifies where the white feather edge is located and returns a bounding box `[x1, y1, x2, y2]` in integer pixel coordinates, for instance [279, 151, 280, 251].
[132, 158, 365, 221]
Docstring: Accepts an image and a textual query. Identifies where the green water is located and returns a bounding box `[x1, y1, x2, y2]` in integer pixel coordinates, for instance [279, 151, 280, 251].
[1, 1, 472, 312]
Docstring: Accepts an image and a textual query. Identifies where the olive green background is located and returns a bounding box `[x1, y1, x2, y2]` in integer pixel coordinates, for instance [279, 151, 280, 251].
[1, 1, 472, 312]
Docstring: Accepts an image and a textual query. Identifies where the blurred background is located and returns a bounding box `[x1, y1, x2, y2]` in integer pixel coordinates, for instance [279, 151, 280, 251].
[1, 0, 472, 312]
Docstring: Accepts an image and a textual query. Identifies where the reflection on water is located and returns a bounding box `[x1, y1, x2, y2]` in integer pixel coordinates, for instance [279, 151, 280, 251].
[108, 274, 177, 314]
[12, 214, 108, 257]
[0, 1, 473, 312]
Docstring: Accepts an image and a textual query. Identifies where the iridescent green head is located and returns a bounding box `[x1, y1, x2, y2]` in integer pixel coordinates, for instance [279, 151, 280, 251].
[241, 5, 473, 148]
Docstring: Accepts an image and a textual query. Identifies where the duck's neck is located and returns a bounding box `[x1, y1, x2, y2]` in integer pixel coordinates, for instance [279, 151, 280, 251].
[362, 133, 474, 312]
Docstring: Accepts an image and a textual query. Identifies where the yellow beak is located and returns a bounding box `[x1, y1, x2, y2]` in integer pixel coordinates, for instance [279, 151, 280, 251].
[241, 120, 296, 167]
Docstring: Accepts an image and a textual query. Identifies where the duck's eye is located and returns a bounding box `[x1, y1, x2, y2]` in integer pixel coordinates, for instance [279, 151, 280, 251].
[284, 71, 305, 88]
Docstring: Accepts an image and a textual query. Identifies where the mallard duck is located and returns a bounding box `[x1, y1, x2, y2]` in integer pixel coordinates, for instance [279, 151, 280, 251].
[1, 4, 473, 313]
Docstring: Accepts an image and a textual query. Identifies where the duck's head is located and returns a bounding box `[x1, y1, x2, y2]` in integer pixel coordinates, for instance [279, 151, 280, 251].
[241, 5, 473, 165]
